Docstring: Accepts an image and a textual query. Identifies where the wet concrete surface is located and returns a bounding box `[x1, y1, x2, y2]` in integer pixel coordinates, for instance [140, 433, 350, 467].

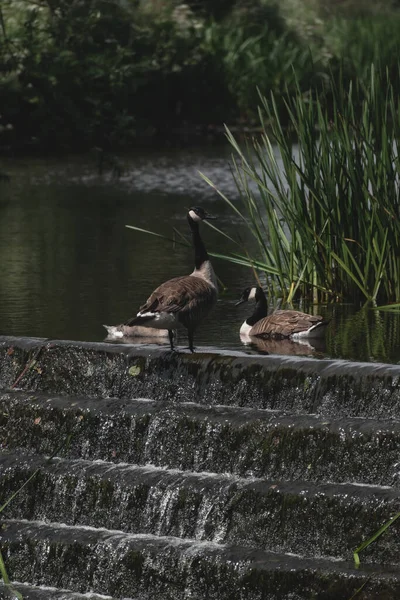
[1, 336, 400, 599]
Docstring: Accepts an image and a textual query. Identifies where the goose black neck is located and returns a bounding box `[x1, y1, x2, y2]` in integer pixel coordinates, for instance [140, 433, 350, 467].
[188, 218, 208, 269]
[247, 294, 268, 326]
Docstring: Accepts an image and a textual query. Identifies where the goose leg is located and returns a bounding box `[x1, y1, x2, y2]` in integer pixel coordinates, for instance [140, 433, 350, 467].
[168, 329, 175, 351]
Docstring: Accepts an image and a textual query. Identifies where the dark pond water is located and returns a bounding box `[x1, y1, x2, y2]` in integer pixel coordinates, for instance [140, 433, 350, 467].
[1, 147, 400, 363]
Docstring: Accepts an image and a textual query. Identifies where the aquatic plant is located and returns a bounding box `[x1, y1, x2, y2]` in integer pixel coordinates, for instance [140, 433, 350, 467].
[202, 65, 400, 305]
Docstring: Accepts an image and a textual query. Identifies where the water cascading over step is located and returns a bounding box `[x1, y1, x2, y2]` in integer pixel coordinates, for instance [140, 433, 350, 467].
[0, 335, 399, 599]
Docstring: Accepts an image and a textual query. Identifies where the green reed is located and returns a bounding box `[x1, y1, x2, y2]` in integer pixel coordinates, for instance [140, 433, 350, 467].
[353, 510, 400, 567]
[202, 65, 400, 304]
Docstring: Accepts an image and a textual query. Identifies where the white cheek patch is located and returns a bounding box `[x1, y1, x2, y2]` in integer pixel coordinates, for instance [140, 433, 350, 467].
[248, 287, 257, 300]
[189, 210, 202, 222]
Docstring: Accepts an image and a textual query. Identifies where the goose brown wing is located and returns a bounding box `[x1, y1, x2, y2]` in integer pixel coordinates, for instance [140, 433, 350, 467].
[138, 276, 215, 315]
[250, 310, 323, 338]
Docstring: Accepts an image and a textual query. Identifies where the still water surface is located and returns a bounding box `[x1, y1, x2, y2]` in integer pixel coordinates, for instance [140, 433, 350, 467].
[1, 147, 400, 363]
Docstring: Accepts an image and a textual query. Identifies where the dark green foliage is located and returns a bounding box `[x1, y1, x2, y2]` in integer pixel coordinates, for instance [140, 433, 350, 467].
[0, 0, 233, 149]
[1, 1, 400, 150]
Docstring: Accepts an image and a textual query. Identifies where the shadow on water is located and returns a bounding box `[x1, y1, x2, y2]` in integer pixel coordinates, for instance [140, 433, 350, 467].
[1, 150, 400, 363]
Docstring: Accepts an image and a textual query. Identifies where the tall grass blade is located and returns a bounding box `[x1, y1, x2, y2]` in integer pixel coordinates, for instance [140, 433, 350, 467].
[0, 550, 23, 599]
[353, 511, 400, 567]
[125, 225, 190, 249]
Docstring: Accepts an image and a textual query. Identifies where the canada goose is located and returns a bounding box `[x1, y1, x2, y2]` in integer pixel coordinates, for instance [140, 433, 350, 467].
[236, 286, 329, 339]
[103, 324, 169, 340]
[125, 206, 218, 352]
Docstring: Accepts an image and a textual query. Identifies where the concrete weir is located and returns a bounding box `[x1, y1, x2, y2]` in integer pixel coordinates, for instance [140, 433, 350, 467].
[0, 335, 400, 599]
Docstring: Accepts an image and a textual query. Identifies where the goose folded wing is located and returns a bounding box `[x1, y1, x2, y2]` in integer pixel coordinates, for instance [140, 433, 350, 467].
[138, 276, 213, 315]
[250, 310, 321, 337]
[290, 315, 323, 334]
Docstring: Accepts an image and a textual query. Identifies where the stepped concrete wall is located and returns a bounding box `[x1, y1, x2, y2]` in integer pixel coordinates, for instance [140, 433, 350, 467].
[1, 336, 400, 599]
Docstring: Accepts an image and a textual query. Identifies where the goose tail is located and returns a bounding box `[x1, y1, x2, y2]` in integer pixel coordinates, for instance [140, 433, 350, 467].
[295, 319, 330, 339]
[125, 314, 155, 327]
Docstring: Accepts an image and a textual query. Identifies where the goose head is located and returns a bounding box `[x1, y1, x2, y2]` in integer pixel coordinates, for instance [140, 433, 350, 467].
[235, 286, 263, 306]
[188, 206, 216, 223]
[236, 286, 268, 337]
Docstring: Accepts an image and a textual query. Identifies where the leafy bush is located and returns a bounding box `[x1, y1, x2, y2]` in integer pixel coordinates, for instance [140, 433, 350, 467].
[0, 0, 232, 148]
[1, 1, 400, 149]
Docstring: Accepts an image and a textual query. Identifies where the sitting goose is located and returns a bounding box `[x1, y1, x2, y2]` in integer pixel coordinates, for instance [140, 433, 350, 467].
[124, 206, 218, 352]
[236, 286, 329, 339]
[103, 324, 169, 340]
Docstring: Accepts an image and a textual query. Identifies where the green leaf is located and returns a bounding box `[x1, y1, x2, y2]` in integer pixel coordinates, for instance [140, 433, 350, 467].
[354, 511, 400, 567]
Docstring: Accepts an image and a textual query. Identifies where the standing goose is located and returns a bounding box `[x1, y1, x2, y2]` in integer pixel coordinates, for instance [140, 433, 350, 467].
[125, 206, 218, 352]
[236, 286, 329, 339]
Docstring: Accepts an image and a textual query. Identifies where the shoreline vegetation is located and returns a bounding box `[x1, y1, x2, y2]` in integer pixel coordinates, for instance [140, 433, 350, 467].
[3, 0, 400, 306]
[203, 65, 400, 306]
[1, 0, 400, 151]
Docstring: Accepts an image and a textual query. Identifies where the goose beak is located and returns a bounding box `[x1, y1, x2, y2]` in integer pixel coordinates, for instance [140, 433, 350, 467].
[204, 212, 216, 220]
[235, 298, 246, 306]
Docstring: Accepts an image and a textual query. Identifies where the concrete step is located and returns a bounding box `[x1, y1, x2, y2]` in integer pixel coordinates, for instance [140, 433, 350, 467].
[1, 452, 399, 563]
[0, 583, 125, 600]
[2, 336, 400, 417]
[1, 390, 400, 486]
[2, 519, 400, 600]
[2, 336, 400, 599]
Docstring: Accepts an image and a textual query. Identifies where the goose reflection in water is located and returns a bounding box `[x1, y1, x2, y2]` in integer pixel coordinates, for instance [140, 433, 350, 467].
[240, 334, 326, 356]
